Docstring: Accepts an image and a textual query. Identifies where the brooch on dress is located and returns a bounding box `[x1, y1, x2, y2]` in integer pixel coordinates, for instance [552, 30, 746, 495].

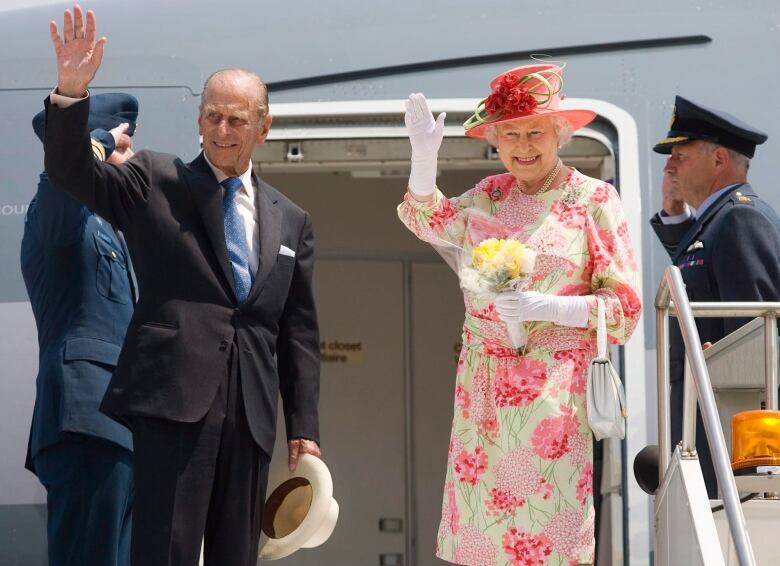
[559, 180, 585, 207]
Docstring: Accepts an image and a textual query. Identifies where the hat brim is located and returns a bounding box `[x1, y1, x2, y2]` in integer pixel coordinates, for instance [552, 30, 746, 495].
[465, 108, 597, 140]
[300, 498, 339, 548]
[259, 454, 339, 561]
[652, 135, 692, 154]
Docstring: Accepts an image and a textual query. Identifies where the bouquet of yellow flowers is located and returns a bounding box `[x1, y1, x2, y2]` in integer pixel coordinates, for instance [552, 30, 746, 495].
[460, 238, 536, 297]
[429, 210, 537, 349]
[460, 237, 536, 350]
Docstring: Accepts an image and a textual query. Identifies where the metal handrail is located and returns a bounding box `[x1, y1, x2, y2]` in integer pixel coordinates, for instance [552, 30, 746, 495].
[655, 266, 757, 566]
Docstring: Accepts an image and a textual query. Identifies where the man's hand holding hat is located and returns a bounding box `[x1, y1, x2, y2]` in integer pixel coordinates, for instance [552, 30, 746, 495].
[288, 438, 321, 471]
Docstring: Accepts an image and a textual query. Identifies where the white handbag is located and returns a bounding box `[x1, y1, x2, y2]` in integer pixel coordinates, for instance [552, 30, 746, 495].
[586, 298, 627, 440]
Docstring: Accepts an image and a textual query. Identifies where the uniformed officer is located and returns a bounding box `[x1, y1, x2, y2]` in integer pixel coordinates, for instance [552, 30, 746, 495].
[650, 95, 780, 498]
[23, 94, 138, 566]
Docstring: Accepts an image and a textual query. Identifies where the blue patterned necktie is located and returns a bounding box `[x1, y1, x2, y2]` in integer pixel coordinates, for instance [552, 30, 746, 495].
[221, 177, 252, 303]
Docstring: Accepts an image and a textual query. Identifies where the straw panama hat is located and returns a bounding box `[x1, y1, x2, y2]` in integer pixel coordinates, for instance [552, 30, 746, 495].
[463, 62, 596, 139]
[259, 453, 340, 560]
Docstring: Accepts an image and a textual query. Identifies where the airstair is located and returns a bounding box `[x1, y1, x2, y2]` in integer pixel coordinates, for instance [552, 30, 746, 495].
[651, 266, 780, 565]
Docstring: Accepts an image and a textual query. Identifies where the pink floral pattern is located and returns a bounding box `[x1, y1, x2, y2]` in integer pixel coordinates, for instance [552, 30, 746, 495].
[446, 481, 460, 535]
[456, 383, 471, 418]
[494, 358, 547, 407]
[398, 169, 640, 565]
[454, 446, 489, 485]
[543, 509, 595, 561]
[531, 406, 579, 460]
[576, 463, 594, 505]
[502, 527, 553, 565]
[453, 525, 498, 566]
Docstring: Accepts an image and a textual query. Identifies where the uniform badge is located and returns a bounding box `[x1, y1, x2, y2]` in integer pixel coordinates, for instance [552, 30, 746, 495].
[686, 240, 704, 252]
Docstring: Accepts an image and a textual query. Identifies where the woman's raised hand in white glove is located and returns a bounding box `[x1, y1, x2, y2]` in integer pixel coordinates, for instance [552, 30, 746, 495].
[404, 93, 446, 198]
[494, 290, 590, 328]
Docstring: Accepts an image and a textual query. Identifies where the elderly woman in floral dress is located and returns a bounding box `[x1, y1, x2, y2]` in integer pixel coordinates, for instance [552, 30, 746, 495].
[398, 63, 641, 566]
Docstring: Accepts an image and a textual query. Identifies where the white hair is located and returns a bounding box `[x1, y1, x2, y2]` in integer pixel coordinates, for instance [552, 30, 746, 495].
[700, 141, 750, 173]
[485, 115, 575, 148]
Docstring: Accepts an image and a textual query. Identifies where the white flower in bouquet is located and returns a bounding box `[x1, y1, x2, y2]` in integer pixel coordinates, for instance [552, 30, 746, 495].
[459, 237, 537, 351]
[460, 238, 536, 295]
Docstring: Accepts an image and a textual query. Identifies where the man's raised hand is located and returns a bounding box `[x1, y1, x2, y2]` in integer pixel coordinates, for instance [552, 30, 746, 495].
[50, 4, 106, 98]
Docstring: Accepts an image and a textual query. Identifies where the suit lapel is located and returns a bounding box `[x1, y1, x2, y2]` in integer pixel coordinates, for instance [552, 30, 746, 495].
[247, 176, 281, 303]
[184, 153, 237, 297]
[673, 183, 745, 263]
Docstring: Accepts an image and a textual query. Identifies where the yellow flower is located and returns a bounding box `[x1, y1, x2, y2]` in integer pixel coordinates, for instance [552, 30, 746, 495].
[472, 238, 502, 269]
[499, 240, 524, 279]
[471, 238, 534, 287]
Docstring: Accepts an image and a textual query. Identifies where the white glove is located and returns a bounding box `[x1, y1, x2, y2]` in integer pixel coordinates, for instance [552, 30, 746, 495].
[404, 93, 446, 197]
[495, 290, 590, 328]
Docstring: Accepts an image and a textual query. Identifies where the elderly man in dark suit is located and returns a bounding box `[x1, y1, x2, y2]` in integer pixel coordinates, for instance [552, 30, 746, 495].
[650, 95, 780, 498]
[43, 6, 322, 566]
[22, 93, 138, 566]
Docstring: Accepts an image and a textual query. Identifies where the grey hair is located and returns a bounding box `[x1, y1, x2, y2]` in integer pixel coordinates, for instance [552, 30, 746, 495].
[485, 116, 575, 148]
[200, 68, 269, 118]
[700, 141, 750, 173]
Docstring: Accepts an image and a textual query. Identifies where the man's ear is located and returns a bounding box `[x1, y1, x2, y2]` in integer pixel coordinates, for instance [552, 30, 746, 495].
[713, 145, 729, 170]
[256, 114, 273, 144]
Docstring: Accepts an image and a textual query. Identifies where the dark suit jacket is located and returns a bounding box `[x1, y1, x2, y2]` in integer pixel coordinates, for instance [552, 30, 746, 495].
[21, 171, 135, 473]
[651, 183, 780, 384]
[43, 97, 320, 456]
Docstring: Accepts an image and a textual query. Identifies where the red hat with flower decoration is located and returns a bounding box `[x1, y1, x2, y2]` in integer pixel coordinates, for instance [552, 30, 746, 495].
[463, 63, 596, 139]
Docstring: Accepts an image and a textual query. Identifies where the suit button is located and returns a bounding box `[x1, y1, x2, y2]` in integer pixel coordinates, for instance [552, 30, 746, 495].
[219, 339, 230, 351]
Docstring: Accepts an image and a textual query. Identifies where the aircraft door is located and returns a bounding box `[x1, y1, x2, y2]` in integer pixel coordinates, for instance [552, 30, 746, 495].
[267, 259, 407, 565]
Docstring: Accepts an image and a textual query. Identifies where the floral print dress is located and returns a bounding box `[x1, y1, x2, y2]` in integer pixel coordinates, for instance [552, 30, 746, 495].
[398, 169, 641, 566]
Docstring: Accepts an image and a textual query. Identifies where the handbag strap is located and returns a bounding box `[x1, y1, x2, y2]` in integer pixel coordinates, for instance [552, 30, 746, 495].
[596, 297, 608, 359]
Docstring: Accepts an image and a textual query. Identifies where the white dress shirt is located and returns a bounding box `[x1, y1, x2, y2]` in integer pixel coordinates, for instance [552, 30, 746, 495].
[50, 90, 261, 275]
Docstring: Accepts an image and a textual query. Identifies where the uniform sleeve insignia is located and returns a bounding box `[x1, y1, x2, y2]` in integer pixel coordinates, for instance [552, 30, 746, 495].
[90, 138, 107, 162]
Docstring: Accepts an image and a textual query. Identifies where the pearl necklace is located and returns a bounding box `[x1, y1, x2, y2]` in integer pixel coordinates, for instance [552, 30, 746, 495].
[516, 159, 563, 195]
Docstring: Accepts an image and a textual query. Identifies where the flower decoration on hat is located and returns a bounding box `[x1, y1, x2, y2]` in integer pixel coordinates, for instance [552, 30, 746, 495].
[484, 73, 539, 117]
[462, 63, 595, 140]
[464, 67, 562, 132]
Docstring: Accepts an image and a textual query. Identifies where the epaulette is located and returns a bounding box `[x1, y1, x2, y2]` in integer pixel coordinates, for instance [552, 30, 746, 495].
[731, 190, 755, 206]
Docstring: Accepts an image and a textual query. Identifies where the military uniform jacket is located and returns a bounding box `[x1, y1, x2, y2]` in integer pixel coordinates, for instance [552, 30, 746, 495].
[650, 184, 780, 383]
[21, 171, 135, 472]
[42, 97, 320, 457]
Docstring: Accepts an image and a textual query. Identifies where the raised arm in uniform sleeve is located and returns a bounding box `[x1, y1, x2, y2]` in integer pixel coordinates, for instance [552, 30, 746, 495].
[650, 212, 696, 260]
